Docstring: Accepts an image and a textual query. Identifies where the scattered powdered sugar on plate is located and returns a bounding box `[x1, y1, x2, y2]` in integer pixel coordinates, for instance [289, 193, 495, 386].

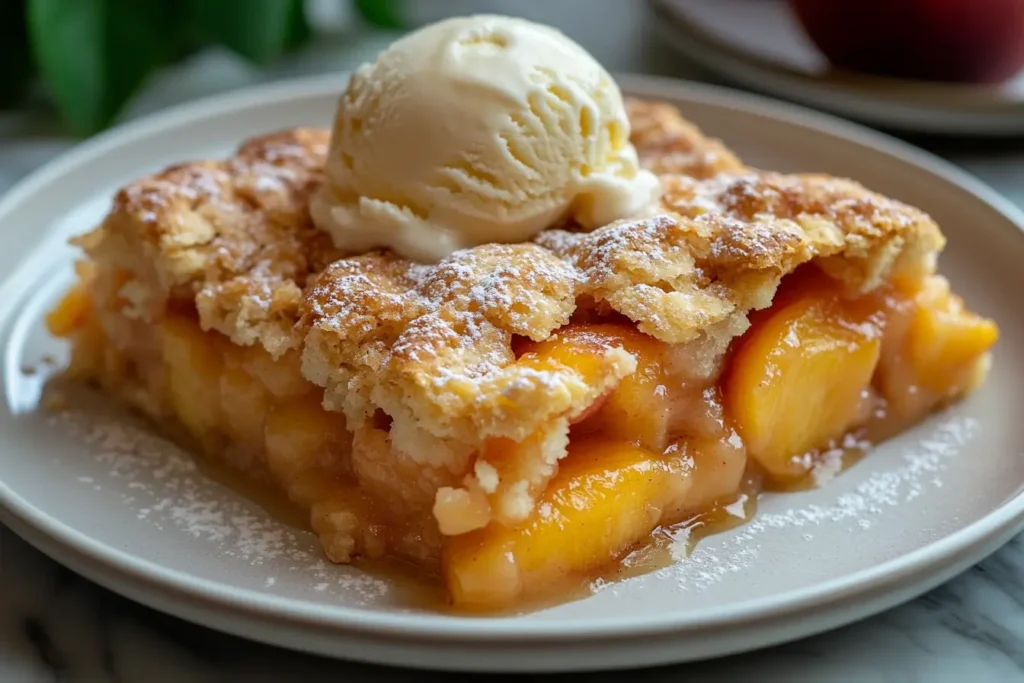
[45, 385, 980, 607]
[47, 396, 390, 604]
[657, 416, 980, 593]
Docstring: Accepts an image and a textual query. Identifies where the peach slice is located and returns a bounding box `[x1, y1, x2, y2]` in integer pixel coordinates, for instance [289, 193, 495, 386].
[593, 329, 673, 451]
[219, 365, 272, 447]
[879, 276, 998, 418]
[234, 346, 312, 399]
[46, 284, 91, 337]
[906, 277, 998, 395]
[662, 430, 746, 515]
[725, 291, 883, 480]
[522, 324, 671, 450]
[264, 396, 349, 486]
[516, 324, 633, 395]
[443, 438, 691, 607]
[160, 316, 224, 441]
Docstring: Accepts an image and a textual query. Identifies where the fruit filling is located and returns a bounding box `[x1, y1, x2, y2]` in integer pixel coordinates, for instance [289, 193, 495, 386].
[47, 264, 997, 609]
[438, 271, 995, 606]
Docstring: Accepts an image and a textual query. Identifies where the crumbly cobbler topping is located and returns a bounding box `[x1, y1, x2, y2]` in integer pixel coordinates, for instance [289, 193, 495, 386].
[625, 98, 745, 178]
[77, 128, 342, 357]
[77, 99, 945, 479]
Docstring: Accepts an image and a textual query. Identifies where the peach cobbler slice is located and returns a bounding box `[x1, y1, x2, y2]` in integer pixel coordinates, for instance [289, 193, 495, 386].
[47, 100, 997, 610]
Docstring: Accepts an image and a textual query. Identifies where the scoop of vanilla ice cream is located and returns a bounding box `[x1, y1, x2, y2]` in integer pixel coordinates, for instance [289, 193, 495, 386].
[310, 15, 660, 262]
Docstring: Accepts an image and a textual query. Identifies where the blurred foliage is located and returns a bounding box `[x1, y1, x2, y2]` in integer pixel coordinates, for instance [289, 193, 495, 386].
[353, 0, 403, 29]
[0, 1, 33, 108]
[2, 0, 393, 136]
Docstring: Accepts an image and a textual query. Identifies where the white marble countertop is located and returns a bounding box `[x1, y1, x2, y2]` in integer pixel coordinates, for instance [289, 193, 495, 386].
[2, 3, 1024, 681]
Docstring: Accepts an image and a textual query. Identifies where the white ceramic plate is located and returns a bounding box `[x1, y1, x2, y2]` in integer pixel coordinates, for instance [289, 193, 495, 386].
[649, 0, 1024, 136]
[1, 74, 1023, 673]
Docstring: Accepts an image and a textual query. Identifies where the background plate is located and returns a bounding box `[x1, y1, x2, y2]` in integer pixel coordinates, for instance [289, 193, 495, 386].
[0, 74, 1023, 673]
[649, 0, 1024, 136]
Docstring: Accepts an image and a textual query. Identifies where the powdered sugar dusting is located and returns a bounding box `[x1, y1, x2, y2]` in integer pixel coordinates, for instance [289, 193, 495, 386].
[41, 388, 987, 612]
[655, 416, 980, 593]
[47, 398, 390, 604]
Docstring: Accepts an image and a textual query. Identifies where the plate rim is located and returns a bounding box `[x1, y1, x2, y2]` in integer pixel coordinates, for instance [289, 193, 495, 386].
[1, 72, 1023, 644]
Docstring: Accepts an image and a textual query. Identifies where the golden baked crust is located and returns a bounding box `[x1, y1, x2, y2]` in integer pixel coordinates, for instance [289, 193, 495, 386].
[625, 98, 745, 177]
[79, 98, 946, 518]
[79, 128, 341, 357]
[539, 171, 944, 355]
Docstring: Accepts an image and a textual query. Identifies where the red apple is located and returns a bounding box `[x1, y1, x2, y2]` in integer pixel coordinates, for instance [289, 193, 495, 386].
[788, 0, 1024, 83]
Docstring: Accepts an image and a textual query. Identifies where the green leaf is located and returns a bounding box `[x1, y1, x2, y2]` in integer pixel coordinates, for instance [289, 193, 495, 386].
[354, 0, 406, 29]
[0, 0, 34, 108]
[27, 0, 173, 135]
[285, 0, 312, 51]
[189, 0, 310, 65]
